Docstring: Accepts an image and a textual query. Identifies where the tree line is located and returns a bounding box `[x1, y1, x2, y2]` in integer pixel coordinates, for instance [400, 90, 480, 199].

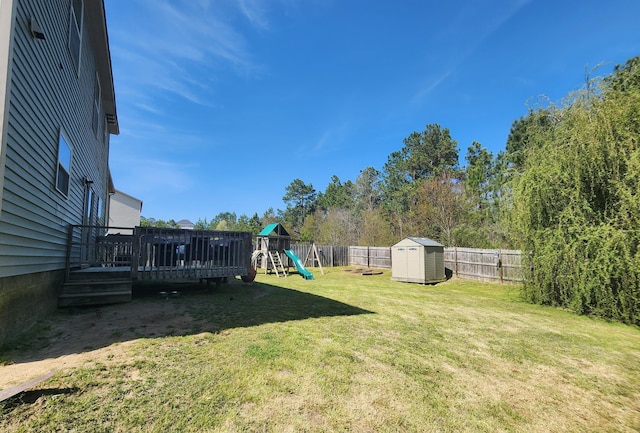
[144, 120, 508, 249]
[143, 56, 640, 324]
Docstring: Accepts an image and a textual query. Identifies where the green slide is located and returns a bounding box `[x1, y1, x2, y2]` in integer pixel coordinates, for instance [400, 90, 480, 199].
[283, 249, 314, 280]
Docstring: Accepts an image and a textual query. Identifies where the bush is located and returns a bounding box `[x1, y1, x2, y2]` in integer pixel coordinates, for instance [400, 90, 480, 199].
[512, 60, 640, 324]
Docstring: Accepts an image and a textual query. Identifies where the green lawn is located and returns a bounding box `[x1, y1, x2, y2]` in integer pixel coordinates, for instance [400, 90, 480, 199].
[2, 268, 639, 432]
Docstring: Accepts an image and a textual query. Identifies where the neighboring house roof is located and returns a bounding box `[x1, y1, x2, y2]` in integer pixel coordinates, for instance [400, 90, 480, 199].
[405, 237, 444, 247]
[258, 223, 290, 237]
[177, 219, 194, 229]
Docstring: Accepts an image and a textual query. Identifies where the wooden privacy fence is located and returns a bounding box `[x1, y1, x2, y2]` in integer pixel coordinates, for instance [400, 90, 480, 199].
[349, 246, 392, 269]
[444, 247, 523, 282]
[346, 245, 523, 283]
[290, 244, 349, 267]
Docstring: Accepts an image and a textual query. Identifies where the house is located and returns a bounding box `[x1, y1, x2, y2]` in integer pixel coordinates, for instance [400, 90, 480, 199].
[391, 237, 446, 284]
[108, 189, 142, 235]
[176, 219, 194, 230]
[0, 0, 119, 345]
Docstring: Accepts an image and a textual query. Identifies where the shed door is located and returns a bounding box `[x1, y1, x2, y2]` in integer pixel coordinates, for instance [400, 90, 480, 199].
[392, 247, 407, 279]
[407, 246, 423, 281]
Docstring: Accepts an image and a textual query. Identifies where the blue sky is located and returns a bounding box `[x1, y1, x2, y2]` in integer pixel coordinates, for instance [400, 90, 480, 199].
[104, 0, 640, 223]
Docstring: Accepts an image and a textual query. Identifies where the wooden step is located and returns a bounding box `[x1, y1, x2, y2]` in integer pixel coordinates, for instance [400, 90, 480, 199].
[59, 271, 133, 307]
[66, 270, 131, 282]
[58, 290, 132, 307]
[61, 279, 132, 294]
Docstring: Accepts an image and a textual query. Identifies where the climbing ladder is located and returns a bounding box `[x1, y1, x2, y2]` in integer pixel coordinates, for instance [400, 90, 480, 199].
[268, 250, 287, 277]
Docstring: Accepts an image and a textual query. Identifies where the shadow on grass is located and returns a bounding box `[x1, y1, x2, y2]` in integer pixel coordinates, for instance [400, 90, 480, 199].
[1, 278, 373, 365]
[1, 387, 79, 409]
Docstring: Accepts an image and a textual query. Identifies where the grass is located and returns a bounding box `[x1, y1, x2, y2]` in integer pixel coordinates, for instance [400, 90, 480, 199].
[2, 268, 640, 432]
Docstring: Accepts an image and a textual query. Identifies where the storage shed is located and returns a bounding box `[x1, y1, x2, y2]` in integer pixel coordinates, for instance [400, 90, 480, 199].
[391, 237, 446, 284]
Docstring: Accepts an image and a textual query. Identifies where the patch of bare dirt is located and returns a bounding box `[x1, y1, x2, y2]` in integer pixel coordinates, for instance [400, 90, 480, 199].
[0, 296, 196, 391]
[343, 268, 384, 275]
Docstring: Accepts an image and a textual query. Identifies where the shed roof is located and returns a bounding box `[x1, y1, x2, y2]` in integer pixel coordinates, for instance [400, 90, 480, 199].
[258, 223, 290, 237]
[403, 237, 444, 247]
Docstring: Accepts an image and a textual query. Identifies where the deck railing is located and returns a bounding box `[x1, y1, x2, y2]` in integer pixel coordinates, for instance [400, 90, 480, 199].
[65, 225, 134, 279]
[133, 227, 252, 280]
[66, 225, 253, 281]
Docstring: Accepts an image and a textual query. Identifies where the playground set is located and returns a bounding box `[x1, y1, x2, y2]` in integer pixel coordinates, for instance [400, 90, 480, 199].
[251, 223, 322, 280]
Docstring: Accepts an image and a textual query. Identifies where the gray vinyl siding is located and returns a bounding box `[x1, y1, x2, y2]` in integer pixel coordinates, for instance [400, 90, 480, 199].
[0, 0, 111, 278]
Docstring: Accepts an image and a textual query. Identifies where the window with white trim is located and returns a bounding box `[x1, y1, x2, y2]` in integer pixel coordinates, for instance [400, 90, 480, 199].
[68, 0, 83, 73]
[85, 187, 93, 223]
[92, 74, 101, 136]
[56, 133, 72, 196]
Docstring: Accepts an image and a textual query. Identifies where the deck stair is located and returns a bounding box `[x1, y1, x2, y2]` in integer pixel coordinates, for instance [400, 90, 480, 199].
[59, 268, 132, 307]
[268, 251, 287, 277]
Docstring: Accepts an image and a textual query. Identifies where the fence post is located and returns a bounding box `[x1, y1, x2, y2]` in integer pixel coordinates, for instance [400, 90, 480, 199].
[454, 246, 458, 277]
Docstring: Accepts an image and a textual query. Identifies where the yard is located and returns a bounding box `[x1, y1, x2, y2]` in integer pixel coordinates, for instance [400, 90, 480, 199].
[1, 268, 639, 432]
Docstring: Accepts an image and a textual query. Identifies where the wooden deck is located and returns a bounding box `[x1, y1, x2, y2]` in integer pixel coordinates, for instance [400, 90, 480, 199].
[61, 226, 253, 307]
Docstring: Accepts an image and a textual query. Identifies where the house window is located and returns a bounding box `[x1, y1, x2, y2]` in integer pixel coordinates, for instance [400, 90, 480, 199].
[68, 0, 83, 73]
[85, 187, 93, 222]
[92, 74, 101, 136]
[56, 133, 72, 196]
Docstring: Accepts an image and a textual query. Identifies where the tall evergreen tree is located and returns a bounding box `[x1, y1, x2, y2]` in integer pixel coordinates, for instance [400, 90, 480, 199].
[317, 175, 355, 210]
[282, 179, 317, 235]
[382, 123, 459, 238]
[354, 167, 382, 212]
[465, 141, 493, 208]
[505, 107, 557, 170]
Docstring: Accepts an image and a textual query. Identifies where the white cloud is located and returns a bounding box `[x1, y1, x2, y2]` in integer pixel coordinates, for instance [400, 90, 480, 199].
[108, 0, 259, 109]
[237, 0, 271, 30]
